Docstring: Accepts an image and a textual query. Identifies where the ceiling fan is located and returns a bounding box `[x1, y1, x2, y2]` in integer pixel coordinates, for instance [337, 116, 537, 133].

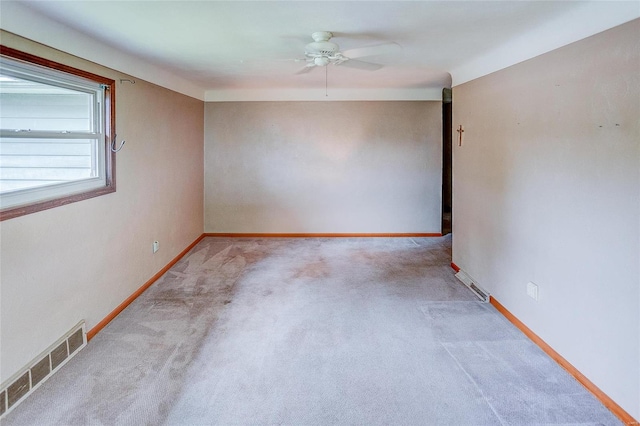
[295, 31, 399, 74]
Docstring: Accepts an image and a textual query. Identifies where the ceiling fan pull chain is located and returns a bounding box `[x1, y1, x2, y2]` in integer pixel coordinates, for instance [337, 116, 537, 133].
[325, 65, 328, 97]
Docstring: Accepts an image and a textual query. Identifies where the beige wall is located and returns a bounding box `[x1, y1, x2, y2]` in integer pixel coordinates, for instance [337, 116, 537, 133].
[453, 20, 639, 418]
[204, 101, 442, 233]
[0, 32, 204, 383]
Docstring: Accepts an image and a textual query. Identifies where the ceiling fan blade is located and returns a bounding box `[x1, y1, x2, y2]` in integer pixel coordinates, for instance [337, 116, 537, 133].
[342, 42, 401, 59]
[295, 64, 316, 74]
[338, 59, 383, 71]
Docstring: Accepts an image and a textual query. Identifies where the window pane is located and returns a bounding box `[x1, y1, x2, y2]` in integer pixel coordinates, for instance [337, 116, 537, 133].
[0, 47, 114, 220]
[0, 137, 98, 193]
[0, 74, 94, 132]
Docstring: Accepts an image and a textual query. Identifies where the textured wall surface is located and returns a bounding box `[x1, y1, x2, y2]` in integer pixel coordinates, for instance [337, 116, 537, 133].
[0, 31, 204, 383]
[452, 20, 639, 418]
[204, 101, 442, 233]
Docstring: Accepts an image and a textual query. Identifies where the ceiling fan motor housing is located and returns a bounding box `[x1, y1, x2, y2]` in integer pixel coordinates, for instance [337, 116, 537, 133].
[306, 31, 339, 57]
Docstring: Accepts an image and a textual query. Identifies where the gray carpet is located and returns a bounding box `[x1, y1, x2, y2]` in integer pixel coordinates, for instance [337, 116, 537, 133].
[3, 237, 620, 425]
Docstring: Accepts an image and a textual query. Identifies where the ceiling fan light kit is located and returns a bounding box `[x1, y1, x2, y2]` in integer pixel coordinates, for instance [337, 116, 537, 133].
[314, 57, 330, 67]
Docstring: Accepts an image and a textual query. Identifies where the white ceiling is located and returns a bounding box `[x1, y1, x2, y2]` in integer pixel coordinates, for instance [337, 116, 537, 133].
[1, 1, 638, 101]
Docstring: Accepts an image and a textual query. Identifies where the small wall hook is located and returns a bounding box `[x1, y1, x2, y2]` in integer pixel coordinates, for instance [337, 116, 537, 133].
[111, 135, 126, 153]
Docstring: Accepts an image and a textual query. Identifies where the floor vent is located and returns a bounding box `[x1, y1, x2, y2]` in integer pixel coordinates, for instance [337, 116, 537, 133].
[0, 321, 86, 418]
[455, 270, 490, 302]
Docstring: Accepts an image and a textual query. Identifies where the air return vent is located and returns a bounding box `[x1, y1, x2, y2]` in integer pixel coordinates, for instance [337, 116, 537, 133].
[0, 321, 86, 418]
[455, 270, 490, 302]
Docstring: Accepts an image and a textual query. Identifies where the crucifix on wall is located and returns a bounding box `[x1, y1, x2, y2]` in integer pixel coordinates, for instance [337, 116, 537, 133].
[456, 125, 464, 146]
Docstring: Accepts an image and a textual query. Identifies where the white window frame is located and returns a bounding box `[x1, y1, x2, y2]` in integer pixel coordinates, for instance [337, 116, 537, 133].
[0, 46, 116, 221]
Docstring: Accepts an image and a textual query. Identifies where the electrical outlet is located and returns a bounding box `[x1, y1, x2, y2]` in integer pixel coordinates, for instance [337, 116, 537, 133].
[153, 241, 159, 253]
[526, 281, 539, 301]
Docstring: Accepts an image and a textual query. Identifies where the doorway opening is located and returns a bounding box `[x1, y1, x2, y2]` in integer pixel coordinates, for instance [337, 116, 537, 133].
[442, 88, 452, 235]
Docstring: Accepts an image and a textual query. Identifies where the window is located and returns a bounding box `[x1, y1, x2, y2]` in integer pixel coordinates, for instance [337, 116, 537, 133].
[0, 46, 115, 221]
